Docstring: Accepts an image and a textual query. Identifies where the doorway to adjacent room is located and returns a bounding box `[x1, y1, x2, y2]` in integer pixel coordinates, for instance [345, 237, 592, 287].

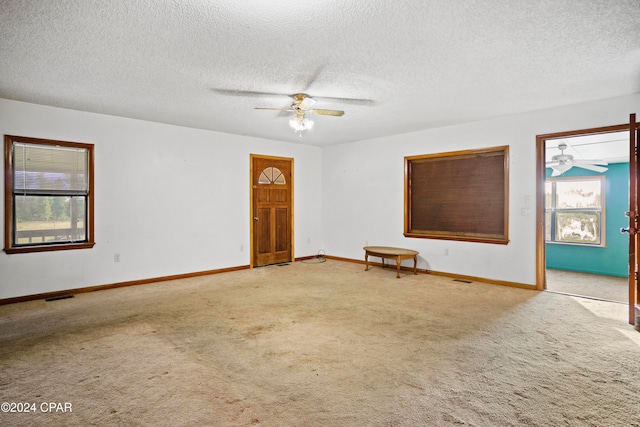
[536, 119, 638, 324]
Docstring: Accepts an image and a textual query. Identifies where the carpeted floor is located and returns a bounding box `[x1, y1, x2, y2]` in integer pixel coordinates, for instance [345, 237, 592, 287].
[0, 260, 638, 426]
[546, 269, 628, 303]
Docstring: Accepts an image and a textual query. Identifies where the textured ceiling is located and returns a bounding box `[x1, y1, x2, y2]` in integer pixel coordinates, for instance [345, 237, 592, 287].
[546, 130, 630, 164]
[1, 0, 639, 146]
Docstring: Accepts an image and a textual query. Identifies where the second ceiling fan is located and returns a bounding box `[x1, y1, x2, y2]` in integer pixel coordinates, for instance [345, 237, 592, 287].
[546, 142, 608, 176]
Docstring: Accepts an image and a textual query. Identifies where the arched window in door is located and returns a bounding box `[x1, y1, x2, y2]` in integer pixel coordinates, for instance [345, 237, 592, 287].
[258, 167, 286, 185]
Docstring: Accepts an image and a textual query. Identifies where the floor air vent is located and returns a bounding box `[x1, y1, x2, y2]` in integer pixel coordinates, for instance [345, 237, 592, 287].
[453, 279, 473, 283]
[45, 295, 74, 302]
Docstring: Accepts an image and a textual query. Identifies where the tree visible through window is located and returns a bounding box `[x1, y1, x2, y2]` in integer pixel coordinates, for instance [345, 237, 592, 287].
[545, 177, 604, 245]
[4, 135, 95, 253]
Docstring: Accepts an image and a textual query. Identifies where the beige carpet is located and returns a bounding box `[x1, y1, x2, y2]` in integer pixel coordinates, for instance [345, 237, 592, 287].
[546, 269, 628, 303]
[1, 260, 638, 426]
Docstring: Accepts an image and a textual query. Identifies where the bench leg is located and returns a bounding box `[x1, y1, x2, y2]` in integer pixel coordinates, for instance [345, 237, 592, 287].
[365, 252, 369, 271]
[413, 256, 417, 275]
[396, 257, 401, 278]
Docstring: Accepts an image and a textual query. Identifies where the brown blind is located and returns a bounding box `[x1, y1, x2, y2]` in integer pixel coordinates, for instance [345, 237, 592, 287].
[406, 147, 508, 243]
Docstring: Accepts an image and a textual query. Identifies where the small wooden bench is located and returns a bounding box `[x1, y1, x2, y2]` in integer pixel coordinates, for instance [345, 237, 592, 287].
[363, 246, 419, 278]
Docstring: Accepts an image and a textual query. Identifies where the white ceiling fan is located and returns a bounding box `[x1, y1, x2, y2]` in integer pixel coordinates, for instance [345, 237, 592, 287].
[546, 142, 608, 176]
[212, 88, 373, 135]
[254, 93, 344, 134]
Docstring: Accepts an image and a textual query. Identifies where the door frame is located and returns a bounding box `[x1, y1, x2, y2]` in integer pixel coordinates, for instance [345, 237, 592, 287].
[628, 114, 639, 326]
[249, 154, 294, 268]
[535, 123, 630, 299]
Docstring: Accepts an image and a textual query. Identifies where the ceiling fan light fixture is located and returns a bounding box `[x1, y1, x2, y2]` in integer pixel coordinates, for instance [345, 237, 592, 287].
[551, 163, 572, 175]
[289, 115, 313, 133]
[253, 93, 345, 136]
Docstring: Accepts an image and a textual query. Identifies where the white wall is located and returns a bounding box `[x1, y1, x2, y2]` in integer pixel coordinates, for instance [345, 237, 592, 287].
[2, 94, 638, 298]
[321, 93, 640, 286]
[0, 99, 323, 299]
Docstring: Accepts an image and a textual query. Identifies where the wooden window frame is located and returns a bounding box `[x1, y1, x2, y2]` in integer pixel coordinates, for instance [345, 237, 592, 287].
[404, 146, 509, 244]
[4, 135, 95, 254]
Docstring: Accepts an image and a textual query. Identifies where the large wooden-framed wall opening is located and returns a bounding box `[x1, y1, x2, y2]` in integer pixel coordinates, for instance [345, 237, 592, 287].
[536, 123, 630, 291]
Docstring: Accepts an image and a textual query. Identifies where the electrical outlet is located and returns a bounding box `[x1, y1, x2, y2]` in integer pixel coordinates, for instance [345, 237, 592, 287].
[114, 253, 120, 262]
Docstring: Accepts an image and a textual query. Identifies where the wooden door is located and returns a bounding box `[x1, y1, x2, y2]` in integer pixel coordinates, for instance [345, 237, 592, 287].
[251, 155, 293, 267]
[628, 114, 639, 325]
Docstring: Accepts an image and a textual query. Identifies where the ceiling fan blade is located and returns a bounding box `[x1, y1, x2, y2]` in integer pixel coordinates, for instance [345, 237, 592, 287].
[297, 96, 317, 110]
[572, 159, 608, 166]
[312, 95, 375, 106]
[254, 107, 295, 112]
[545, 161, 560, 167]
[548, 162, 573, 176]
[550, 168, 564, 177]
[310, 109, 345, 117]
[574, 163, 608, 173]
[213, 88, 374, 106]
[212, 88, 291, 98]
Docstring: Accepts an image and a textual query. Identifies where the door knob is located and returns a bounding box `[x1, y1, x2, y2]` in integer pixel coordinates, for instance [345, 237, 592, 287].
[254, 217, 259, 221]
[620, 227, 630, 234]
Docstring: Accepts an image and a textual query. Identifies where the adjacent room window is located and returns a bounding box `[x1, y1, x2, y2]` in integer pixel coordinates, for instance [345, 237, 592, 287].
[545, 177, 604, 246]
[4, 135, 95, 254]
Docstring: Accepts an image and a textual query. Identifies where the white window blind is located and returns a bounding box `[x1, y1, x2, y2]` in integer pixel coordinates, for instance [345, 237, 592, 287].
[13, 142, 89, 194]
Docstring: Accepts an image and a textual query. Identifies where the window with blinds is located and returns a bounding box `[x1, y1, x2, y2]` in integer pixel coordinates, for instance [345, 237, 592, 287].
[4, 135, 95, 253]
[404, 146, 509, 244]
